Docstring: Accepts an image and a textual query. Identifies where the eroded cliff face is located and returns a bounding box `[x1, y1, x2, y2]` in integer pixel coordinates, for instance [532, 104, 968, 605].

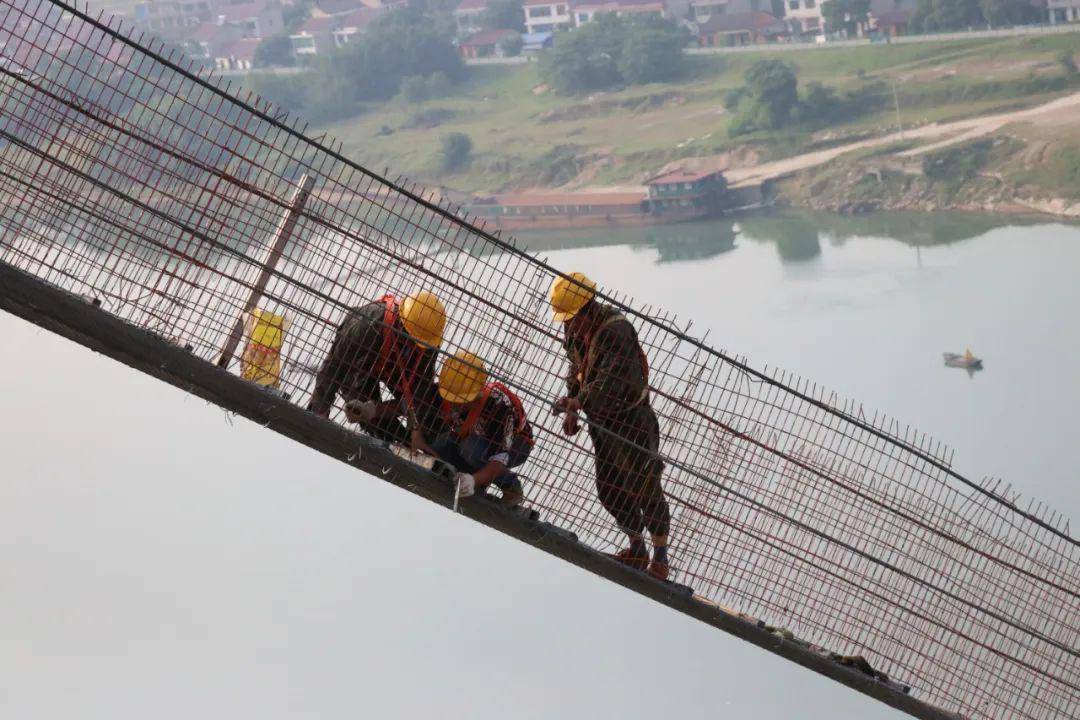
[774, 135, 1080, 219]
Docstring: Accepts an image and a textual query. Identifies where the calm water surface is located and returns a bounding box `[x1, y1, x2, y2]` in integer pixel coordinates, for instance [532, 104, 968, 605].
[522, 211, 1080, 519]
[1, 211, 1077, 720]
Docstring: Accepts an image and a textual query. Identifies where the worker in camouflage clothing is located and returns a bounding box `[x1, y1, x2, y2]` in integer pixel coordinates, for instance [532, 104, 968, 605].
[550, 272, 671, 581]
[308, 290, 447, 445]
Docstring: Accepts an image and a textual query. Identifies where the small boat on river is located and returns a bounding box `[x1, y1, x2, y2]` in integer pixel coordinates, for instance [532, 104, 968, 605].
[943, 349, 983, 370]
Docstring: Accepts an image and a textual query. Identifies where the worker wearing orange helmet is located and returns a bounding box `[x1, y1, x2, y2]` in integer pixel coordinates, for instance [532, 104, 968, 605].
[550, 272, 671, 581]
[417, 351, 533, 508]
[308, 290, 447, 445]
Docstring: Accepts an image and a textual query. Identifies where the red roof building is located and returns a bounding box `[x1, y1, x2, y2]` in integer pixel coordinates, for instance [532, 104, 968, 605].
[695, 11, 789, 46]
[458, 28, 519, 59]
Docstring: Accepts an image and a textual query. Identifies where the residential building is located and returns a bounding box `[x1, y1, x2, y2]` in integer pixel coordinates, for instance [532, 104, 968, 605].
[213, 0, 284, 39]
[454, 0, 492, 34]
[214, 36, 260, 70]
[131, 0, 214, 36]
[290, 7, 378, 56]
[468, 192, 649, 230]
[687, 0, 766, 21]
[184, 20, 239, 60]
[695, 10, 787, 44]
[867, 0, 916, 36]
[1047, 0, 1080, 21]
[523, 0, 573, 34]
[331, 8, 380, 46]
[645, 167, 726, 215]
[458, 28, 518, 58]
[573, 0, 666, 25]
[291, 14, 338, 55]
[521, 30, 555, 52]
[784, 0, 823, 34]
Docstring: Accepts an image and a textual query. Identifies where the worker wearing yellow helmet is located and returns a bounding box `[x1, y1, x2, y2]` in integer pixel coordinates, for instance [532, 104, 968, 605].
[308, 290, 447, 445]
[550, 272, 672, 581]
[414, 351, 533, 507]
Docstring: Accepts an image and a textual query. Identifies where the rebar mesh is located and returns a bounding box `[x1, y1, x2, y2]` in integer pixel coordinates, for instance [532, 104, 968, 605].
[1, 3, 1077, 718]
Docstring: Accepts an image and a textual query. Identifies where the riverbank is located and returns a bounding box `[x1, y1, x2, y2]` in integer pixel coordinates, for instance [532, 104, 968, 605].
[304, 32, 1080, 197]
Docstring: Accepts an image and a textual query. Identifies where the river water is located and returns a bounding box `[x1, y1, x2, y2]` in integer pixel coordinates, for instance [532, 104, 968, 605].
[521, 211, 1080, 520]
[1, 211, 1078, 720]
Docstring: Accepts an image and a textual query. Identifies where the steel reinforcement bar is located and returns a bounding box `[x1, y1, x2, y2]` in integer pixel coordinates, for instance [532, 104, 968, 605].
[0, 2, 1077, 718]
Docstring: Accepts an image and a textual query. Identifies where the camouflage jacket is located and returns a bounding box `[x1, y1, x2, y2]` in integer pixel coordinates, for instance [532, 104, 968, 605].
[563, 303, 650, 424]
[309, 300, 441, 434]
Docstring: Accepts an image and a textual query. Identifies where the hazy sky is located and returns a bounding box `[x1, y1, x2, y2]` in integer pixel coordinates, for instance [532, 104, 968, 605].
[2, 220, 1078, 719]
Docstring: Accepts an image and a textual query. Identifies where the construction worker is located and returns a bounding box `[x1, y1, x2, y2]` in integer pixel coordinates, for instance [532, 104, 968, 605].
[308, 290, 447, 445]
[419, 351, 533, 507]
[550, 272, 672, 581]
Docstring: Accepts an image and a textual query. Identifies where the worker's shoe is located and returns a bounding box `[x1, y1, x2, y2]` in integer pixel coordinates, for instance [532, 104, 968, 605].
[647, 559, 670, 581]
[611, 545, 650, 571]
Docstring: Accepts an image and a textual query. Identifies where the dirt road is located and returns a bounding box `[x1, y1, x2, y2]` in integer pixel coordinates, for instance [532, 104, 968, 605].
[725, 91, 1080, 188]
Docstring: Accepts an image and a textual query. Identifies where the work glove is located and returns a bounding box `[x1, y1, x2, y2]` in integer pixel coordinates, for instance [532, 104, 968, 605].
[454, 472, 476, 500]
[344, 399, 377, 423]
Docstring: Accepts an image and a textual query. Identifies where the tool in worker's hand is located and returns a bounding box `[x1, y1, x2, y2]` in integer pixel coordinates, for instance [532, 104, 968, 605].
[344, 399, 377, 423]
[388, 443, 455, 480]
[453, 472, 475, 513]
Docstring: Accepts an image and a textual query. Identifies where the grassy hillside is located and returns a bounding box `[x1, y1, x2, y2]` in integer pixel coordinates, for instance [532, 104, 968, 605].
[296, 33, 1080, 193]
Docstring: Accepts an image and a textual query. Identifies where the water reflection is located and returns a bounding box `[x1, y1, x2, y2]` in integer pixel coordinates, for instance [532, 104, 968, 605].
[517, 221, 738, 264]
[514, 210, 1065, 266]
[738, 214, 822, 263]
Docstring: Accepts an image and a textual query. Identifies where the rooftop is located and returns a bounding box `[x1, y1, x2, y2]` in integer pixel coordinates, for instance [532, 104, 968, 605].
[493, 191, 645, 207]
[455, 0, 492, 10]
[215, 36, 261, 61]
[695, 10, 786, 33]
[576, 0, 666, 10]
[215, 0, 268, 22]
[460, 28, 519, 46]
[645, 166, 723, 184]
[315, 0, 369, 14]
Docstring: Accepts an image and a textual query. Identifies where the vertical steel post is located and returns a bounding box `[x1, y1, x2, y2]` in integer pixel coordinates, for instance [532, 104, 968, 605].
[217, 174, 314, 369]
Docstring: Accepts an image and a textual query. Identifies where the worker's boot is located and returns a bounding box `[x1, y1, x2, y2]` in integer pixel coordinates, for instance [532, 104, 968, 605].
[647, 558, 669, 581]
[648, 545, 670, 581]
[611, 544, 650, 572]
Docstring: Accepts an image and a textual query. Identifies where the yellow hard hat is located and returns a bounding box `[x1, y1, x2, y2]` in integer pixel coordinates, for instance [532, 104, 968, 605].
[439, 351, 488, 404]
[549, 272, 596, 322]
[400, 290, 446, 348]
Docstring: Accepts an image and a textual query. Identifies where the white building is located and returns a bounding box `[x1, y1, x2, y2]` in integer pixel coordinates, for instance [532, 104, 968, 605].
[523, 0, 573, 33]
[573, 0, 666, 25]
[1048, 0, 1080, 22]
[784, 0, 822, 34]
[454, 0, 491, 34]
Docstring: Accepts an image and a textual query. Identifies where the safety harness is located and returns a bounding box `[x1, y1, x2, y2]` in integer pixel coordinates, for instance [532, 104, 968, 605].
[372, 294, 425, 413]
[579, 312, 651, 408]
[441, 382, 533, 445]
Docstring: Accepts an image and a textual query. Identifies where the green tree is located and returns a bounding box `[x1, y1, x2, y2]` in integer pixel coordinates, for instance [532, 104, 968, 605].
[253, 35, 296, 68]
[911, 0, 984, 32]
[1059, 50, 1079, 76]
[978, 0, 1039, 26]
[480, 0, 526, 31]
[500, 33, 524, 57]
[616, 16, 686, 84]
[399, 74, 430, 103]
[540, 14, 685, 93]
[742, 58, 798, 128]
[336, 8, 465, 101]
[438, 132, 473, 172]
[820, 0, 870, 34]
[283, 0, 313, 30]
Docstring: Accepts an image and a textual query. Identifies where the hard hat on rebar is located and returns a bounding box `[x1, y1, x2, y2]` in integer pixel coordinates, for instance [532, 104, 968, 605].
[400, 291, 446, 348]
[549, 272, 596, 322]
[439, 351, 488, 404]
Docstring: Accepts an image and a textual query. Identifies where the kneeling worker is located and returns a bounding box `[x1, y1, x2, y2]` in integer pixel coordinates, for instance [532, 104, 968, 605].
[422, 351, 533, 507]
[307, 290, 446, 444]
[550, 272, 672, 581]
